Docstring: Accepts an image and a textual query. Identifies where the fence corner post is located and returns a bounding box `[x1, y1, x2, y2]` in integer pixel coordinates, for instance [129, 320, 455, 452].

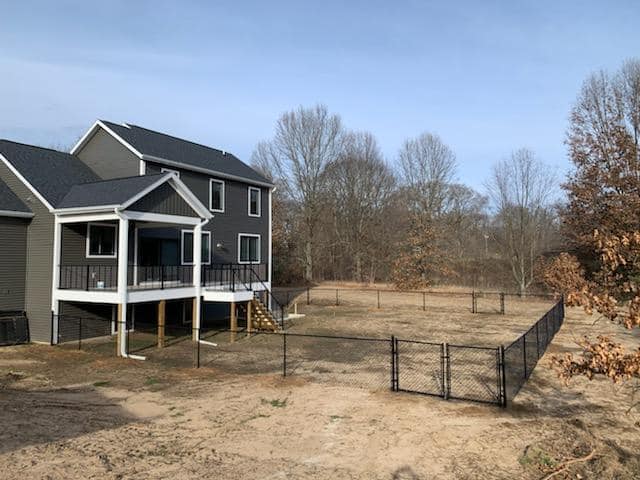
[500, 292, 505, 315]
[443, 342, 449, 400]
[499, 345, 507, 408]
[390, 335, 397, 392]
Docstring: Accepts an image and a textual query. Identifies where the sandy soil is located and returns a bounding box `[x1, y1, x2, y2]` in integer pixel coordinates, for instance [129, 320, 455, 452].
[1, 300, 639, 478]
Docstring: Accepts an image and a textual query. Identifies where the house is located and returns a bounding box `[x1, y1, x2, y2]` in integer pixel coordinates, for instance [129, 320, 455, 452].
[0, 120, 276, 354]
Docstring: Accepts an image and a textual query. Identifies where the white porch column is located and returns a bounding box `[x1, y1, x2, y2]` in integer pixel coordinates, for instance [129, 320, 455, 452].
[192, 222, 203, 340]
[50, 216, 62, 344]
[117, 216, 129, 356]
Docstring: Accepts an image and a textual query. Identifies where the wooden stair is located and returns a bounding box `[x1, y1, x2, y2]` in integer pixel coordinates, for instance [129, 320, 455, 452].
[250, 298, 279, 331]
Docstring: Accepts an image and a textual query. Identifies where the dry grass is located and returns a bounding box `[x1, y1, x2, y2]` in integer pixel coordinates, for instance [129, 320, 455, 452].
[1, 290, 639, 479]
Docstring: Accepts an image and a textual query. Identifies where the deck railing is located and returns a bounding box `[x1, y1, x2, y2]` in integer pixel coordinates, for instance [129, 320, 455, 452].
[201, 263, 268, 290]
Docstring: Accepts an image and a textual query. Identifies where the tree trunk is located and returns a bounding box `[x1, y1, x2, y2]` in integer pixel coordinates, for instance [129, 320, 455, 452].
[304, 240, 313, 283]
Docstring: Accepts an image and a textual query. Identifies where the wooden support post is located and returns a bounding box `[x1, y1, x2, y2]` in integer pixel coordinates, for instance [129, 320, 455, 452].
[192, 298, 198, 341]
[246, 300, 252, 335]
[230, 301, 237, 343]
[157, 300, 166, 348]
[116, 304, 123, 357]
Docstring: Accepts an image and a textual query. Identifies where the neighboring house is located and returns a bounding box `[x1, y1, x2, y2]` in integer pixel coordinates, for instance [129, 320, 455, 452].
[0, 121, 275, 352]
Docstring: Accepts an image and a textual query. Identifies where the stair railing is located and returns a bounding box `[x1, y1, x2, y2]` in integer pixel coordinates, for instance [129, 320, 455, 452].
[247, 266, 286, 329]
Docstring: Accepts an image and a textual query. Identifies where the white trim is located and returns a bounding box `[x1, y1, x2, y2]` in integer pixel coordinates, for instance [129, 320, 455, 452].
[161, 167, 180, 178]
[86, 222, 118, 259]
[124, 211, 202, 225]
[209, 178, 225, 213]
[0, 152, 54, 211]
[54, 205, 120, 215]
[139, 160, 146, 175]
[129, 286, 197, 303]
[237, 233, 261, 264]
[54, 288, 120, 304]
[141, 154, 275, 188]
[0, 210, 33, 218]
[268, 188, 272, 286]
[133, 226, 139, 285]
[181, 229, 211, 265]
[56, 212, 119, 224]
[248, 186, 261, 217]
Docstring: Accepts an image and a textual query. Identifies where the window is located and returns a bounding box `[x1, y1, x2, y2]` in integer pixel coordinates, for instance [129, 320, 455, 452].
[209, 179, 225, 212]
[161, 167, 180, 178]
[248, 187, 261, 217]
[181, 230, 211, 265]
[238, 234, 260, 263]
[86, 223, 117, 258]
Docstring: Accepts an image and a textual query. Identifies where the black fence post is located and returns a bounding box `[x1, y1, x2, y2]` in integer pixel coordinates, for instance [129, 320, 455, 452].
[78, 316, 82, 350]
[335, 289, 339, 306]
[283, 332, 287, 377]
[390, 335, 396, 391]
[499, 346, 507, 408]
[306, 287, 310, 305]
[161, 265, 165, 290]
[522, 335, 528, 379]
[85, 265, 90, 291]
[500, 292, 505, 315]
[377, 290, 381, 309]
[443, 342, 450, 400]
[50, 311, 54, 345]
[535, 321, 541, 359]
[194, 327, 200, 368]
[471, 291, 475, 313]
[422, 291, 426, 311]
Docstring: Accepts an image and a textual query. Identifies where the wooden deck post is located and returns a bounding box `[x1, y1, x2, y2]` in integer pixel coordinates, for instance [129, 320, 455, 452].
[230, 301, 237, 342]
[246, 300, 252, 335]
[116, 304, 123, 357]
[192, 297, 199, 341]
[157, 300, 166, 348]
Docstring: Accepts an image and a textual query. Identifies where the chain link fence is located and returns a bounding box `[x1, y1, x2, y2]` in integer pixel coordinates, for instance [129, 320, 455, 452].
[51, 299, 564, 407]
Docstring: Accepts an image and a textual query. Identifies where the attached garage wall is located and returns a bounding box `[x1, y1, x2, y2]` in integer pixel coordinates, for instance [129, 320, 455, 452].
[0, 216, 28, 311]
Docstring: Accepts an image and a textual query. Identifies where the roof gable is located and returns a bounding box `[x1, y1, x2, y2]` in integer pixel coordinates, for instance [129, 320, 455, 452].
[0, 140, 100, 208]
[92, 120, 272, 187]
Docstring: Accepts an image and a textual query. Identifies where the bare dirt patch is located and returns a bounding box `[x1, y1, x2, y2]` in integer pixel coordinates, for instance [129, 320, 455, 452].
[1, 296, 639, 478]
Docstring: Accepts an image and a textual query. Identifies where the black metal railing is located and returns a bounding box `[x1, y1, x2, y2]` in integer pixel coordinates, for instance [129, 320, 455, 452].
[58, 265, 194, 291]
[59, 265, 118, 290]
[201, 263, 268, 291]
[128, 265, 194, 290]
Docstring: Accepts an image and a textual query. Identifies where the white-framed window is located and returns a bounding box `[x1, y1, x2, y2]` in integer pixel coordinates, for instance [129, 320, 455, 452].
[238, 233, 260, 263]
[86, 223, 117, 258]
[181, 230, 211, 265]
[161, 167, 180, 178]
[248, 187, 261, 217]
[209, 179, 225, 213]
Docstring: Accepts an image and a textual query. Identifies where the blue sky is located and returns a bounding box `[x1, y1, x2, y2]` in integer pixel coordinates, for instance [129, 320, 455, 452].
[1, 1, 638, 191]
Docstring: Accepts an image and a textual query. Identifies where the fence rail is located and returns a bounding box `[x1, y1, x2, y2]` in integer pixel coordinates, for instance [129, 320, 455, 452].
[274, 286, 556, 315]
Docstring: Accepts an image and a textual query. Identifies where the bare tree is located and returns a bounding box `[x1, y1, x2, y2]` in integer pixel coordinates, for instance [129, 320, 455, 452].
[398, 132, 457, 217]
[486, 149, 556, 295]
[251, 104, 344, 282]
[325, 131, 396, 282]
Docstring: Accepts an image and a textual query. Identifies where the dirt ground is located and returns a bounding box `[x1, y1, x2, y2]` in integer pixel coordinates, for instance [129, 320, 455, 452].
[1, 294, 640, 479]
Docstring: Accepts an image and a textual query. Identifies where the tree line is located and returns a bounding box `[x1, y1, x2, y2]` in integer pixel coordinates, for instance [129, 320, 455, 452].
[252, 105, 560, 293]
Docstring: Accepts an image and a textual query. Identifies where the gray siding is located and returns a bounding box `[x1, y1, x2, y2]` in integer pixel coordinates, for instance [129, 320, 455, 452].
[61, 221, 136, 266]
[128, 182, 196, 217]
[0, 161, 54, 342]
[145, 162, 269, 265]
[0, 217, 28, 311]
[76, 127, 139, 179]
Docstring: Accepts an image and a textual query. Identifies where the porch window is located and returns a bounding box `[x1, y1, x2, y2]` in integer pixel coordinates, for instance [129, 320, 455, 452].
[86, 223, 117, 258]
[248, 187, 261, 217]
[238, 234, 260, 263]
[181, 230, 211, 265]
[210, 179, 225, 212]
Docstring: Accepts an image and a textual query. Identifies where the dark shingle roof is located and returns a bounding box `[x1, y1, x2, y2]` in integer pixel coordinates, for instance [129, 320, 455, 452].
[57, 173, 167, 209]
[0, 140, 101, 207]
[0, 177, 31, 214]
[100, 120, 272, 186]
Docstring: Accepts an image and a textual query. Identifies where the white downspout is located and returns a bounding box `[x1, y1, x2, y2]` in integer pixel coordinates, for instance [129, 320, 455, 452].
[115, 208, 145, 360]
[193, 217, 211, 344]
